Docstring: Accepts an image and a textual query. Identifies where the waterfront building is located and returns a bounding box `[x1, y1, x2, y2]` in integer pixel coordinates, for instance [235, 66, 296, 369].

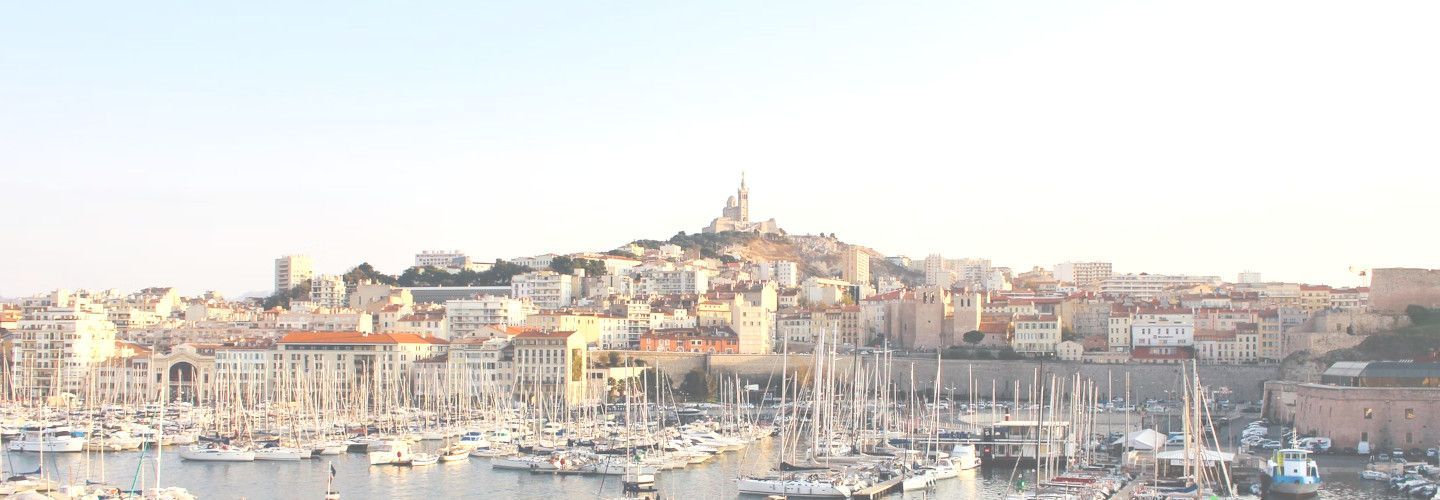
[512, 330, 589, 406]
[639, 326, 739, 353]
[272, 331, 449, 399]
[12, 296, 118, 398]
[1266, 361, 1440, 451]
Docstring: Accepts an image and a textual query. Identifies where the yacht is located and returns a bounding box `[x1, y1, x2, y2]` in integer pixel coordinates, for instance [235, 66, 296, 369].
[735, 474, 862, 498]
[367, 440, 412, 466]
[1263, 448, 1322, 496]
[6, 425, 86, 453]
[178, 443, 256, 462]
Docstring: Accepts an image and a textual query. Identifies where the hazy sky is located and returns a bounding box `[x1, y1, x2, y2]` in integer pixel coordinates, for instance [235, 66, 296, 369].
[3, 1, 1438, 296]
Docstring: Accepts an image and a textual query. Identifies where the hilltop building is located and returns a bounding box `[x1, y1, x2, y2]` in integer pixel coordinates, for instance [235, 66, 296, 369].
[703, 174, 782, 235]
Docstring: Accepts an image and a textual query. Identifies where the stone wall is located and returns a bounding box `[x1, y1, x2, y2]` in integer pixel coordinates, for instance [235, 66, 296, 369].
[603, 351, 1278, 401]
[1370, 267, 1440, 313]
[1264, 380, 1440, 450]
[1306, 309, 1405, 335]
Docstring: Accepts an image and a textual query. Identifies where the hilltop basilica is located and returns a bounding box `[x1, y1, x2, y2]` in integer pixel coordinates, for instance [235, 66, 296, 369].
[702, 174, 783, 235]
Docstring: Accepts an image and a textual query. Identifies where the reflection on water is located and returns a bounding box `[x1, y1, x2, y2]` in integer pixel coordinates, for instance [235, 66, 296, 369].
[0, 441, 1395, 499]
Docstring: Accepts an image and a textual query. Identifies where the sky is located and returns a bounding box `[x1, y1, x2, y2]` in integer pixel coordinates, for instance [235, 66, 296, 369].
[2, 1, 1438, 297]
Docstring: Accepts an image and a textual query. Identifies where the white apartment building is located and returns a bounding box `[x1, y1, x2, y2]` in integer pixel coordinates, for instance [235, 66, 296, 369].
[512, 331, 590, 406]
[273, 311, 374, 333]
[1011, 314, 1062, 355]
[625, 300, 652, 336]
[597, 315, 634, 350]
[924, 254, 952, 287]
[511, 271, 575, 309]
[12, 298, 119, 398]
[1054, 262, 1113, 288]
[309, 274, 348, 309]
[446, 337, 514, 395]
[637, 269, 709, 296]
[272, 331, 449, 398]
[512, 254, 558, 270]
[1238, 271, 1263, 284]
[415, 250, 491, 272]
[803, 277, 853, 306]
[1107, 311, 1133, 352]
[778, 313, 814, 345]
[274, 254, 314, 294]
[1131, 310, 1196, 347]
[213, 346, 273, 400]
[755, 261, 800, 288]
[1100, 274, 1222, 297]
[446, 297, 534, 338]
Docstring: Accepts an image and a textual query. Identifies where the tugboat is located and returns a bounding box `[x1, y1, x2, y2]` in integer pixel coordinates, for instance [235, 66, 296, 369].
[1262, 447, 1322, 496]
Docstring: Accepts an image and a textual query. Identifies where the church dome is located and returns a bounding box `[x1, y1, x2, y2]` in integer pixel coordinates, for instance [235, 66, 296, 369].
[727, 195, 737, 207]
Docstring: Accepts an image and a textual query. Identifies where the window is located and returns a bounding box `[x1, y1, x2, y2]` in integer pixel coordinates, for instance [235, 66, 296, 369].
[1406, 408, 1415, 420]
[1364, 408, 1373, 419]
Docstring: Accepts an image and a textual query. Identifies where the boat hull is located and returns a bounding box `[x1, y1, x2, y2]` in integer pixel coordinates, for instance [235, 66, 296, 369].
[736, 478, 852, 498]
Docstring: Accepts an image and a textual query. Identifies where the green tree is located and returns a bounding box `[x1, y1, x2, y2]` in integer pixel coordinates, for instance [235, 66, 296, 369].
[262, 283, 310, 310]
[1406, 305, 1438, 326]
[680, 369, 711, 401]
[962, 330, 985, 345]
[549, 256, 576, 274]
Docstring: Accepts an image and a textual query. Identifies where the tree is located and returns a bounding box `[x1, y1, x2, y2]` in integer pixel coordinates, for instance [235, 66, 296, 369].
[962, 330, 985, 345]
[680, 369, 711, 401]
[262, 283, 310, 310]
[606, 351, 620, 367]
[549, 256, 576, 274]
[1407, 305, 1438, 326]
[1061, 327, 1079, 342]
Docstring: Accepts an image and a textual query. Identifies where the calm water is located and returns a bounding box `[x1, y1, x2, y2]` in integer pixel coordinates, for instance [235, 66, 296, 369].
[0, 441, 1397, 499]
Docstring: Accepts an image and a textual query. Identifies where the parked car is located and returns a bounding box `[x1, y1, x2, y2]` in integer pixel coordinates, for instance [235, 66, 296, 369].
[1261, 440, 1282, 450]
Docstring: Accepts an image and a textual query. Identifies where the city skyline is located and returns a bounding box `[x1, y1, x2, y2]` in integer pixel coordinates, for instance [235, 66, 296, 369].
[4, 1, 1438, 295]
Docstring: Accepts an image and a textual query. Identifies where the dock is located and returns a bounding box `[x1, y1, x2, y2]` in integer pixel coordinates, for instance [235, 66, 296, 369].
[853, 477, 903, 499]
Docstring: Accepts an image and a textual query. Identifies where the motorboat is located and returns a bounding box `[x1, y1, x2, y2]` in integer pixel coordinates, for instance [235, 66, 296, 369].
[408, 453, 439, 466]
[367, 440, 411, 466]
[1263, 448, 1322, 496]
[6, 425, 86, 453]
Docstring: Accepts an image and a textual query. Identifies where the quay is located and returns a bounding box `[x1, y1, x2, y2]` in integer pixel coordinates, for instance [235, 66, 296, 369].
[852, 476, 903, 499]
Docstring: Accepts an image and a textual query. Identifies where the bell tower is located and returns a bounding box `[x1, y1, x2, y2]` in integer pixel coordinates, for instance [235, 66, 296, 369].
[737, 172, 750, 222]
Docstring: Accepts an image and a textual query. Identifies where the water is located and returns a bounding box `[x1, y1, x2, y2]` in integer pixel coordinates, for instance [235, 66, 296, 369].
[0, 443, 1400, 499]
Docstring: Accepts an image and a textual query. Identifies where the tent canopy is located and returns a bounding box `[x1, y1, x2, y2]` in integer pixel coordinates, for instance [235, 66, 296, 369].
[1112, 429, 1165, 451]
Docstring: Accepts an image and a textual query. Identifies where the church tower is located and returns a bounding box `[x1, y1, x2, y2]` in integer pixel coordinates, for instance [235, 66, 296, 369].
[736, 172, 750, 222]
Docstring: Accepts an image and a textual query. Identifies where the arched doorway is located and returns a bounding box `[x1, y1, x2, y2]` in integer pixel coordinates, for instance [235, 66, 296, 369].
[168, 361, 197, 403]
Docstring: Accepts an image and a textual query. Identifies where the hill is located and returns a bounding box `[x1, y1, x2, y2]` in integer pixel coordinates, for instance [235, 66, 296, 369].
[628, 231, 922, 286]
